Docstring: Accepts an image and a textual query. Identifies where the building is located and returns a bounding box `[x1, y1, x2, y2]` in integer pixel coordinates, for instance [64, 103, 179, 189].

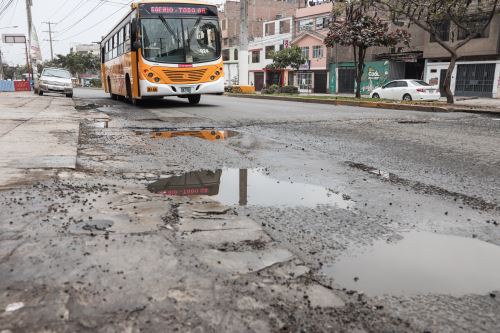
[422, 14, 500, 98]
[290, 2, 332, 93]
[247, 17, 293, 90]
[219, 0, 300, 85]
[70, 44, 100, 56]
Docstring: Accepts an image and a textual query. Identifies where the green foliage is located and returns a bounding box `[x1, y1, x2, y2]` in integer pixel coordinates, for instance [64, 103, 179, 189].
[279, 85, 299, 94]
[262, 85, 298, 95]
[42, 52, 100, 77]
[270, 46, 306, 71]
[261, 84, 280, 95]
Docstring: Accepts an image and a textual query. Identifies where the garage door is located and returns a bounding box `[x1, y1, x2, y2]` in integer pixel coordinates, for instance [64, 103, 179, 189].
[455, 63, 496, 98]
[338, 68, 356, 93]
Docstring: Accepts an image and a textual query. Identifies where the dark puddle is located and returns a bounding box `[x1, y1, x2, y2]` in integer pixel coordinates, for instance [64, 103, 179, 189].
[323, 231, 500, 296]
[135, 128, 239, 141]
[148, 169, 354, 209]
[397, 120, 429, 124]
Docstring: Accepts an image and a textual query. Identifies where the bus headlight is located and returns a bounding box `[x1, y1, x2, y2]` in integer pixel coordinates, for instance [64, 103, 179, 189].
[148, 73, 154, 78]
[210, 76, 215, 81]
[215, 71, 220, 76]
[154, 77, 160, 83]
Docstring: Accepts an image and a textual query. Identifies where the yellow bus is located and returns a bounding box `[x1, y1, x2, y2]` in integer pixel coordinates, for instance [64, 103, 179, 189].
[100, 0, 224, 105]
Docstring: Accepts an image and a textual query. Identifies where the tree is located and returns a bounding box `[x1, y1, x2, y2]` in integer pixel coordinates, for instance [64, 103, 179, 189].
[324, 1, 410, 98]
[377, 0, 499, 103]
[268, 46, 307, 86]
[41, 53, 100, 78]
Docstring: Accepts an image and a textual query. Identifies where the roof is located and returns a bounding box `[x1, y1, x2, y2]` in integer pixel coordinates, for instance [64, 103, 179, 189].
[295, 3, 333, 19]
[292, 30, 326, 44]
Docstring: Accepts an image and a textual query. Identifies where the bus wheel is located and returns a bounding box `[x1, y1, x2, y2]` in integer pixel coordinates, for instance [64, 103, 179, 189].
[188, 94, 201, 105]
[125, 77, 139, 105]
[108, 78, 116, 100]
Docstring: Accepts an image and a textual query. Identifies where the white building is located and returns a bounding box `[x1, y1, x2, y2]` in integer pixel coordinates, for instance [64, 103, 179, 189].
[247, 17, 293, 91]
[70, 44, 100, 56]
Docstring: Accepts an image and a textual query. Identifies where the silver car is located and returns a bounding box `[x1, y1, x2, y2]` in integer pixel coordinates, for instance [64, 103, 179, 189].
[36, 68, 73, 98]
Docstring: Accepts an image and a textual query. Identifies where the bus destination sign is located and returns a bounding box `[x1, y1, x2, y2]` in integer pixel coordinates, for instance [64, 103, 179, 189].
[140, 4, 218, 16]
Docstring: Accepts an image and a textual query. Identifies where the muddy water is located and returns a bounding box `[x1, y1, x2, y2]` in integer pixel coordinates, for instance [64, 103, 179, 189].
[134, 128, 239, 141]
[148, 168, 354, 209]
[323, 231, 500, 296]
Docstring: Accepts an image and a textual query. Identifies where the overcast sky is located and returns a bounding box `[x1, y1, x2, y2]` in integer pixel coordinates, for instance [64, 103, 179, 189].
[0, 0, 223, 66]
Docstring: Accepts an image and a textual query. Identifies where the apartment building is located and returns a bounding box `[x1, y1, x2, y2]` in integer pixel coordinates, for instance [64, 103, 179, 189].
[422, 14, 500, 98]
[219, 0, 300, 85]
[247, 17, 293, 90]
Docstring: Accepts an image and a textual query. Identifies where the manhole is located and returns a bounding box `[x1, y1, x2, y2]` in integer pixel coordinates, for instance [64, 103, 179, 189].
[322, 231, 500, 296]
[147, 169, 354, 209]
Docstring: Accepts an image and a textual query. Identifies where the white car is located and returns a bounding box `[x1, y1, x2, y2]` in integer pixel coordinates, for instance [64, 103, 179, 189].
[35, 67, 73, 98]
[370, 79, 440, 101]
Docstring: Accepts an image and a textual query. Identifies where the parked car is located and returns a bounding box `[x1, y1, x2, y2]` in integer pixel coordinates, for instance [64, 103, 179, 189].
[35, 68, 73, 98]
[370, 79, 440, 101]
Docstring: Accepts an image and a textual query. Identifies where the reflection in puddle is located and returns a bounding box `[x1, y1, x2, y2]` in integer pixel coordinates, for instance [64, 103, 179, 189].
[323, 231, 500, 296]
[148, 169, 354, 209]
[137, 129, 238, 141]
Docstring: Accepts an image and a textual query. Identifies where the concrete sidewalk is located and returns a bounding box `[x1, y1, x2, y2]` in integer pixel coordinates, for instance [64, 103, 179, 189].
[0, 92, 80, 188]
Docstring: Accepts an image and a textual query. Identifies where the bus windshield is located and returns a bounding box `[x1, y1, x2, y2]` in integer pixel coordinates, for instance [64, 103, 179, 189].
[141, 17, 220, 64]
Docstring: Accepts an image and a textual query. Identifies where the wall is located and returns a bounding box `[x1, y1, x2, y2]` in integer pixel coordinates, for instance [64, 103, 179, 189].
[293, 34, 328, 70]
[329, 61, 391, 95]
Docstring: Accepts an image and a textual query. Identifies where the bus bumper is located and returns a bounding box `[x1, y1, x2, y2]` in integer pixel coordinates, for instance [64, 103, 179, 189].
[139, 77, 224, 97]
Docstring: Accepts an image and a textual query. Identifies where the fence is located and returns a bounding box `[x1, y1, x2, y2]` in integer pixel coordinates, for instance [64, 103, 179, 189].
[0, 80, 32, 92]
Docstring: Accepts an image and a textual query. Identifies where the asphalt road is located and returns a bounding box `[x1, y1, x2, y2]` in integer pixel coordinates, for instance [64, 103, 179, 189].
[1, 88, 499, 332]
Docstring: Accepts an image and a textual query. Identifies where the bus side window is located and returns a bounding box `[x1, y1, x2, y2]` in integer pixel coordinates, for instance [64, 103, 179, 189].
[101, 46, 105, 63]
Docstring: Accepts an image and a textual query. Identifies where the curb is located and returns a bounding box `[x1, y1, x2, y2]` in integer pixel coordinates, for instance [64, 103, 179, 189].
[226, 94, 500, 115]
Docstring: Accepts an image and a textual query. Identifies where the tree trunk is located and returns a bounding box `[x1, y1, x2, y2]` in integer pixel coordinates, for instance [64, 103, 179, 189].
[444, 54, 457, 104]
[355, 47, 365, 99]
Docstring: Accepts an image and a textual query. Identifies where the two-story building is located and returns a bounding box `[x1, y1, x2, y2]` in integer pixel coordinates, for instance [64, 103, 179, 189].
[423, 15, 500, 98]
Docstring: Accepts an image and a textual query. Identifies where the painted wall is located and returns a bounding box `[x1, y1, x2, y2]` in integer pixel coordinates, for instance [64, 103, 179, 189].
[329, 61, 390, 95]
[293, 34, 328, 70]
[424, 60, 500, 98]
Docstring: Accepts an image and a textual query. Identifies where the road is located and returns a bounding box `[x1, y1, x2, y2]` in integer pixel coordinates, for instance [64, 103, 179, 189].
[1, 88, 499, 332]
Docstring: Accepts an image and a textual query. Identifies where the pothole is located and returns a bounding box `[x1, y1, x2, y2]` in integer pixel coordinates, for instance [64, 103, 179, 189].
[397, 120, 429, 124]
[134, 128, 239, 141]
[322, 231, 500, 296]
[147, 168, 355, 209]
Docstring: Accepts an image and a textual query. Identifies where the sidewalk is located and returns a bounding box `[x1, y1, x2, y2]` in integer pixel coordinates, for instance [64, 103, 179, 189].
[0, 92, 81, 189]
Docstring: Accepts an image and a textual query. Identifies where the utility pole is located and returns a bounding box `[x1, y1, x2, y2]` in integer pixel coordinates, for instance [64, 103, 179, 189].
[25, 0, 33, 83]
[0, 50, 4, 80]
[238, 0, 249, 85]
[42, 21, 56, 60]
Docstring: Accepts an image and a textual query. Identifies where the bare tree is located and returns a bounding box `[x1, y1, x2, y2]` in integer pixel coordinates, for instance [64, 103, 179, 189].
[377, 0, 499, 103]
[325, 0, 410, 98]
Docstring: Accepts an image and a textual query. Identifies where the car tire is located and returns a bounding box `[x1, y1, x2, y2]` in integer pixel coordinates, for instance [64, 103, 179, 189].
[188, 94, 201, 105]
[403, 94, 412, 102]
[38, 90, 43, 96]
[66, 93, 73, 98]
[372, 93, 380, 99]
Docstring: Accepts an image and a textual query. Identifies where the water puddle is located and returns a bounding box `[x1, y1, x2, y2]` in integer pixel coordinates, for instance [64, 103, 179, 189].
[148, 168, 354, 209]
[322, 231, 500, 296]
[93, 120, 109, 128]
[135, 128, 239, 141]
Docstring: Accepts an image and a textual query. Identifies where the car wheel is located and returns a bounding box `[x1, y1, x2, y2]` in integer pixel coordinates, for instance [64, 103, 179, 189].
[372, 93, 380, 99]
[66, 93, 73, 98]
[38, 90, 43, 96]
[403, 94, 412, 102]
[188, 94, 201, 105]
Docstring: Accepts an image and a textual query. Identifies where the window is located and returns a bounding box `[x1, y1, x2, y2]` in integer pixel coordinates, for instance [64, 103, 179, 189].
[301, 46, 309, 60]
[265, 45, 275, 59]
[265, 22, 275, 36]
[279, 20, 290, 34]
[412, 80, 431, 86]
[316, 17, 329, 30]
[222, 49, 230, 61]
[312, 45, 323, 58]
[279, 44, 284, 51]
[458, 16, 490, 40]
[396, 81, 408, 87]
[222, 19, 226, 31]
[297, 72, 312, 90]
[252, 50, 260, 63]
[234, 49, 238, 60]
[124, 24, 130, 41]
[223, 38, 228, 46]
[141, 17, 221, 64]
[383, 81, 398, 88]
[430, 21, 450, 42]
[299, 19, 313, 32]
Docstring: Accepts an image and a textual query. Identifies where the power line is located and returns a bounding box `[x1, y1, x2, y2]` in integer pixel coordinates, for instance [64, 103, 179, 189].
[59, 1, 132, 41]
[42, 21, 56, 60]
[0, 0, 16, 18]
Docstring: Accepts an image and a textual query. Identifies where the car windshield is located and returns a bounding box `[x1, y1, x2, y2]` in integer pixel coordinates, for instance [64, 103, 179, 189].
[42, 69, 71, 79]
[141, 17, 220, 63]
[412, 80, 431, 86]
